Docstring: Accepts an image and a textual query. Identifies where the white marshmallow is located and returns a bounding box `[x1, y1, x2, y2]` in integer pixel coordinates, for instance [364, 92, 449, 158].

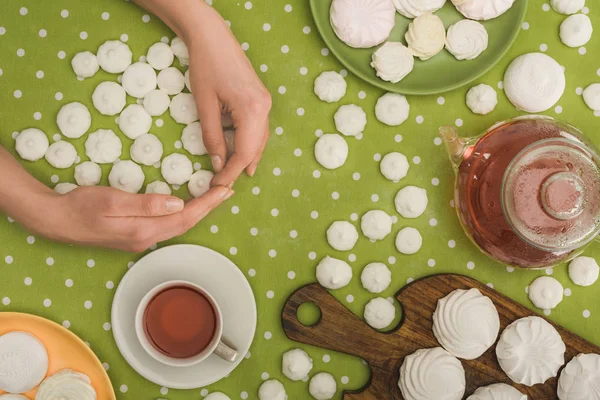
[496, 316, 565, 386]
[258, 379, 287, 400]
[406, 13, 446, 61]
[119, 104, 152, 140]
[568, 256, 600, 287]
[45, 140, 77, 169]
[109, 160, 145, 193]
[161, 153, 193, 185]
[314, 134, 348, 170]
[560, 14, 593, 47]
[145, 181, 172, 195]
[395, 186, 428, 218]
[0, 332, 48, 393]
[364, 297, 396, 329]
[380, 152, 409, 182]
[466, 383, 526, 400]
[143, 89, 170, 116]
[453, 0, 515, 20]
[316, 256, 353, 290]
[504, 53, 566, 113]
[551, 0, 585, 15]
[282, 349, 313, 381]
[583, 83, 600, 111]
[35, 369, 96, 400]
[130, 133, 163, 166]
[171, 37, 190, 66]
[395, 227, 423, 254]
[54, 182, 78, 194]
[170, 93, 199, 124]
[71, 51, 99, 79]
[157, 67, 185, 95]
[557, 353, 600, 400]
[330, 0, 396, 48]
[371, 42, 415, 83]
[146, 42, 174, 70]
[56, 102, 92, 139]
[204, 393, 230, 400]
[85, 129, 122, 164]
[15, 128, 49, 161]
[393, 0, 447, 18]
[97, 40, 132, 73]
[326, 221, 359, 251]
[309, 372, 337, 400]
[314, 71, 347, 103]
[528, 276, 564, 310]
[188, 170, 214, 198]
[92, 81, 126, 116]
[361, 210, 393, 240]
[184, 69, 192, 92]
[122, 62, 157, 99]
[74, 161, 102, 186]
[445, 20, 489, 61]
[182, 121, 208, 155]
[334, 104, 367, 137]
[466, 84, 498, 115]
[375, 93, 410, 126]
[361, 262, 392, 293]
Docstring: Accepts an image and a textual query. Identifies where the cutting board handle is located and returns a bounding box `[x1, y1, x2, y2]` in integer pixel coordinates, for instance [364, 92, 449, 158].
[281, 283, 393, 364]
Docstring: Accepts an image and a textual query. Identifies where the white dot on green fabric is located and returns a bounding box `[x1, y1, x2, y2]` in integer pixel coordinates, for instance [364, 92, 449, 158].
[46, 257, 54, 266]
[448, 240, 456, 248]
[43, 299, 51, 307]
[65, 279, 73, 287]
[248, 269, 256, 277]
[120, 385, 128, 393]
[261, 372, 269, 380]
[2, 297, 10, 305]
[84, 300, 92, 309]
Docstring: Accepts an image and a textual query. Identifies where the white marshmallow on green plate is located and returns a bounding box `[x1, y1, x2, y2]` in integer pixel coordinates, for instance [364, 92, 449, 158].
[109, 160, 145, 193]
[92, 81, 127, 116]
[161, 153, 193, 185]
[97, 40, 132, 73]
[315, 256, 352, 290]
[326, 221, 359, 251]
[314, 134, 348, 170]
[146, 42, 174, 70]
[314, 71, 347, 103]
[145, 181, 172, 195]
[122, 62, 157, 98]
[170, 93, 199, 125]
[361, 210, 392, 241]
[395, 186, 428, 218]
[445, 20, 488, 61]
[375, 93, 410, 126]
[395, 227, 423, 254]
[380, 152, 409, 182]
[45, 140, 77, 169]
[330, 0, 395, 48]
[182, 122, 208, 155]
[452, 0, 515, 21]
[130, 133, 163, 166]
[371, 42, 414, 83]
[143, 89, 170, 116]
[157, 67, 185, 95]
[85, 129, 122, 164]
[74, 161, 102, 186]
[393, 0, 446, 18]
[334, 104, 366, 137]
[56, 102, 92, 139]
[71, 51, 99, 79]
[188, 170, 214, 198]
[15, 128, 49, 161]
[119, 104, 152, 140]
[406, 13, 446, 61]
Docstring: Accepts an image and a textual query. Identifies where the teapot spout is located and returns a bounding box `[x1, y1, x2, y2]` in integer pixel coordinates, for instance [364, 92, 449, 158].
[439, 126, 468, 169]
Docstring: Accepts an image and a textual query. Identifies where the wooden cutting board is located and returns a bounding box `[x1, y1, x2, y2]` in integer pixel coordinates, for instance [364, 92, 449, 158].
[281, 274, 600, 399]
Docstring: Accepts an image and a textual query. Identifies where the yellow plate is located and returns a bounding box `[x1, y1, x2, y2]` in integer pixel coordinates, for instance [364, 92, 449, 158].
[0, 312, 116, 399]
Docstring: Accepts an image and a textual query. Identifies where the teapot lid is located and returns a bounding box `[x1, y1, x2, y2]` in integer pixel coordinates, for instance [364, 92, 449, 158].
[502, 137, 600, 252]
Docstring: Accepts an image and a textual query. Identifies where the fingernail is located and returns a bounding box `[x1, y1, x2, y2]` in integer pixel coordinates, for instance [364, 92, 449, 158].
[211, 155, 223, 173]
[165, 198, 184, 212]
[219, 187, 234, 201]
[247, 165, 257, 177]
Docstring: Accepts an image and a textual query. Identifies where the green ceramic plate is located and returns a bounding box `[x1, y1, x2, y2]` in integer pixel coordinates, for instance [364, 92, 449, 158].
[310, 0, 528, 95]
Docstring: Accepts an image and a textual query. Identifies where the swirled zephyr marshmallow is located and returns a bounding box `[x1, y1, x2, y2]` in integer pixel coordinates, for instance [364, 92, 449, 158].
[204, 393, 230, 400]
[146, 42, 174, 70]
[393, 0, 447, 18]
[361, 210, 393, 240]
[466, 84, 498, 115]
[92, 81, 126, 116]
[85, 129, 122, 164]
[314, 134, 348, 170]
[380, 152, 409, 182]
[395, 227, 423, 254]
[109, 160, 145, 194]
[182, 122, 208, 155]
[405, 13, 446, 61]
[316, 256, 353, 289]
[314, 71, 347, 103]
[452, 0, 515, 21]
[327, 221, 359, 251]
[364, 297, 396, 329]
[171, 36, 190, 66]
[57, 102, 92, 139]
[71, 51, 99, 79]
[188, 170, 214, 198]
[0, 331, 48, 393]
[119, 104, 152, 140]
[161, 153, 193, 185]
[551, 0, 585, 15]
[375, 93, 410, 126]
[583, 83, 600, 111]
[446, 20, 488, 60]
[466, 383, 526, 400]
[361, 262, 392, 293]
[36, 369, 97, 400]
[371, 42, 415, 83]
[54, 182, 78, 194]
[395, 186, 428, 218]
[504, 52, 566, 113]
[146, 181, 172, 195]
[258, 379, 287, 400]
[122, 62, 157, 99]
[97, 40, 132, 73]
[560, 14, 593, 47]
[130, 133, 163, 166]
[170, 93, 199, 125]
[568, 256, 600, 287]
[143, 89, 170, 116]
[309, 373, 337, 400]
[157, 67, 185, 95]
[282, 349, 313, 381]
[528, 276, 563, 310]
[75, 161, 102, 186]
[496, 316, 566, 386]
[334, 104, 367, 137]
[433, 288, 500, 360]
[45, 140, 77, 169]
[399, 347, 466, 400]
[16, 128, 49, 161]
[330, 0, 396, 48]
[558, 353, 600, 400]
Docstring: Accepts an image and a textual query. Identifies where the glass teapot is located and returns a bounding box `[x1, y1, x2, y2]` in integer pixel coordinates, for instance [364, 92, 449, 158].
[440, 116, 600, 269]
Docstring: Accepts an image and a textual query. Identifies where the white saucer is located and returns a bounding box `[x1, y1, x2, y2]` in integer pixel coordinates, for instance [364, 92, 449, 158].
[111, 244, 257, 389]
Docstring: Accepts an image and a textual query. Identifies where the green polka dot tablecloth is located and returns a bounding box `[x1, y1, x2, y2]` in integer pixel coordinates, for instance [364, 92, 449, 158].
[1, 0, 600, 398]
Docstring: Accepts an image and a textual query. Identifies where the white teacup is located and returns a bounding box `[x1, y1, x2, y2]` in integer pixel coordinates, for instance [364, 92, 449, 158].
[135, 280, 238, 367]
